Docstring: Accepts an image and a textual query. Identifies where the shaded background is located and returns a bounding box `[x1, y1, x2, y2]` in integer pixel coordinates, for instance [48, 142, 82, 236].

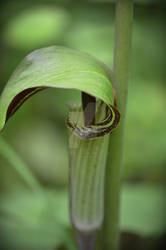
[0, 0, 166, 249]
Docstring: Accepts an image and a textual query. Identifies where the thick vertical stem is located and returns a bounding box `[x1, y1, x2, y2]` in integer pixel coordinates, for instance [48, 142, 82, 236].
[103, 1, 133, 250]
[77, 231, 97, 250]
[68, 103, 109, 250]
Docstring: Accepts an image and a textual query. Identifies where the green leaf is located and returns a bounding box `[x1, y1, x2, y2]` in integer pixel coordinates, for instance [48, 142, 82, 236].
[0, 190, 73, 250]
[0, 135, 43, 192]
[3, 7, 70, 50]
[0, 46, 115, 132]
[121, 184, 166, 235]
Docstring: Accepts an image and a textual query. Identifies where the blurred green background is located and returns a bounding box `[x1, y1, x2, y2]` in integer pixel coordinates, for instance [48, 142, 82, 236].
[0, 0, 166, 249]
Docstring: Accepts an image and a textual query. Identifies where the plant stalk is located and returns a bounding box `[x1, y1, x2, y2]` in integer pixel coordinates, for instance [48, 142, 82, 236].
[103, 1, 133, 250]
[68, 102, 109, 250]
[77, 231, 97, 250]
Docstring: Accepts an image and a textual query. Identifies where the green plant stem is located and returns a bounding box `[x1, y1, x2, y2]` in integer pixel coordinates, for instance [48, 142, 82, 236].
[103, 1, 133, 250]
[0, 136, 42, 192]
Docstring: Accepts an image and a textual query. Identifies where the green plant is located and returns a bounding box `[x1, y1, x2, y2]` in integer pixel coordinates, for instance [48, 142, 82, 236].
[0, 0, 133, 249]
[0, 46, 119, 249]
[103, 1, 133, 249]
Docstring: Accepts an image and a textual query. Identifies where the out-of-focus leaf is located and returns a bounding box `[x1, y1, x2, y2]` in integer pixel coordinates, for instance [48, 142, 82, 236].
[15, 120, 68, 185]
[121, 184, 166, 235]
[90, 0, 162, 4]
[3, 7, 70, 50]
[0, 190, 74, 250]
[0, 136, 42, 191]
[124, 82, 166, 182]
